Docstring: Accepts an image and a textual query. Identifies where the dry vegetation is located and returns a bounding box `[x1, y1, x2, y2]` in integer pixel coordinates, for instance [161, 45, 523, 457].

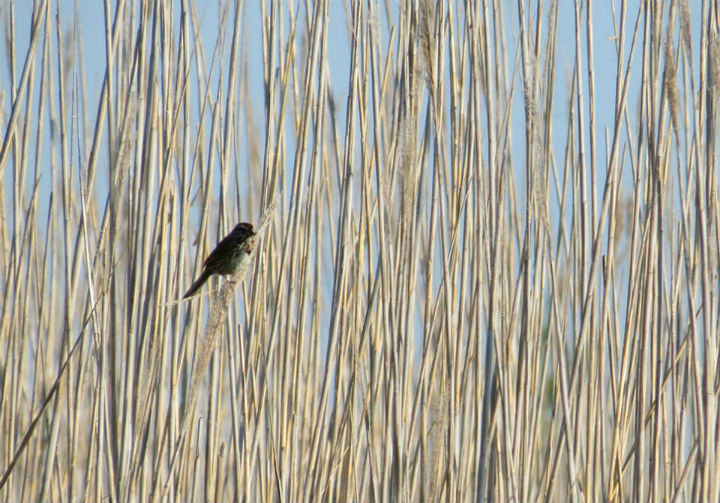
[1, 0, 719, 501]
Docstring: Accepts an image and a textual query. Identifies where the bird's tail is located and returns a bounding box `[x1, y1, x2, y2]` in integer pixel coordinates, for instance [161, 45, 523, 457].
[183, 269, 211, 299]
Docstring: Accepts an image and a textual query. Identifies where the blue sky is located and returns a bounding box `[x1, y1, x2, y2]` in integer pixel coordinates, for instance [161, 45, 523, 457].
[1, 1, 703, 302]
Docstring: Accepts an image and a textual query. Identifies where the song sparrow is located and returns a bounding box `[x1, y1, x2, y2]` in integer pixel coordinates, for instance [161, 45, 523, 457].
[183, 222, 256, 299]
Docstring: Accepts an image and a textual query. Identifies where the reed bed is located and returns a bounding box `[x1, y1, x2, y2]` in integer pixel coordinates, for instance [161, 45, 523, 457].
[1, 0, 718, 501]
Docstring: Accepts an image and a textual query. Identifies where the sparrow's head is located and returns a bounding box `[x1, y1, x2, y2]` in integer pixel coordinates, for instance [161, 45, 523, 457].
[234, 222, 256, 236]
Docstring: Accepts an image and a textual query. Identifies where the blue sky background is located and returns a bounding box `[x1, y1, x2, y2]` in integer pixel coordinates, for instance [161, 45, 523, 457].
[0, 1, 706, 319]
[2, 0, 681, 207]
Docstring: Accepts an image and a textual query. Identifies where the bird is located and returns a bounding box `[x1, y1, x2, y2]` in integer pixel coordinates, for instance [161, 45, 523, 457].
[183, 222, 256, 299]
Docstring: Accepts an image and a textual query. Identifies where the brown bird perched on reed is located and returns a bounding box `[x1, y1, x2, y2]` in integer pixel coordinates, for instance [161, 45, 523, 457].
[183, 222, 256, 299]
